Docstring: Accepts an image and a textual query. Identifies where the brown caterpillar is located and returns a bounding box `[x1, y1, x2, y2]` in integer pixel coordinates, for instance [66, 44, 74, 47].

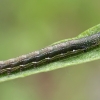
[0, 32, 100, 75]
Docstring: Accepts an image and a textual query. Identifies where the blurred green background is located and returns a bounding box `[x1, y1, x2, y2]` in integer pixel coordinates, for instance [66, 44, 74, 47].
[0, 0, 100, 100]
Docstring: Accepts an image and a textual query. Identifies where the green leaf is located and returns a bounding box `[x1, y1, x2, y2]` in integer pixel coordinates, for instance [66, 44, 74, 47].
[1, 24, 100, 82]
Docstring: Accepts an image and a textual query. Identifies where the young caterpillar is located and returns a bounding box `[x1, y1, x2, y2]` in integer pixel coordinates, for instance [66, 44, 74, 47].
[0, 32, 100, 75]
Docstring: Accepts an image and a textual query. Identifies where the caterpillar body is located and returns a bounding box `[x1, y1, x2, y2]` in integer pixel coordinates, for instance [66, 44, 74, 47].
[0, 32, 100, 75]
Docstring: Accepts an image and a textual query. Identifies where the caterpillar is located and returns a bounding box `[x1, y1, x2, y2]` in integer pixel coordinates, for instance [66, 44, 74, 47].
[0, 32, 100, 75]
